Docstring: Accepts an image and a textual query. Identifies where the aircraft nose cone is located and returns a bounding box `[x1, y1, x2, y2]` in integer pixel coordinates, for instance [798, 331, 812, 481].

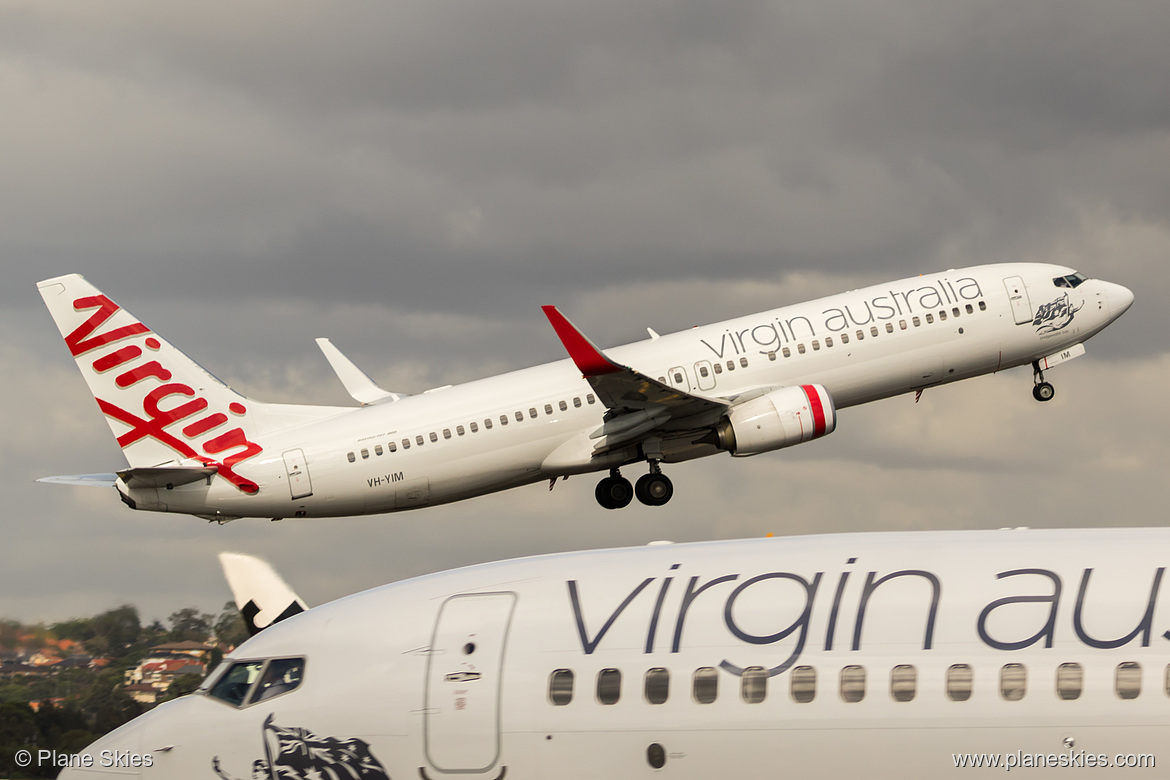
[58, 717, 145, 778]
[1107, 282, 1135, 318]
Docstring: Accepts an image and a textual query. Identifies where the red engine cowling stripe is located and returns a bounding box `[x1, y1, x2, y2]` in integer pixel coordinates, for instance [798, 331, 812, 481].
[801, 384, 827, 438]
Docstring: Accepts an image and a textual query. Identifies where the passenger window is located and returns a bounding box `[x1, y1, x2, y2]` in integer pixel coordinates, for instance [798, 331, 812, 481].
[402, 438, 410, 450]
[739, 357, 748, 368]
[1000, 663, 1026, 701]
[587, 394, 596, 404]
[947, 664, 973, 702]
[250, 658, 305, 704]
[965, 304, 974, 314]
[516, 411, 524, 422]
[1056, 662, 1083, 700]
[939, 310, 947, 321]
[209, 660, 265, 707]
[442, 429, 451, 440]
[573, 397, 582, 408]
[979, 301, 987, 311]
[529, 408, 538, 419]
[797, 343, 806, 354]
[1116, 662, 1141, 700]
[870, 326, 879, 337]
[347, 452, 355, 463]
[559, 400, 567, 411]
[912, 316, 921, 327]
[693, 667, 718, 704]
[388, 442, 397, 452]
[726, 361, 735, 372]
[855, 330, 864, 340]
[841, 333, 849, 344]
[471, 421, 480, 432]
[714, 362, 723, 373]
[825, 337, 833, 348]
[375, 445, 383, 456]
[429, 432, 438, 443]
[673, 372, 683, 383]
[416, 435, 425, 446]
[500, 415, 509, 426]
[885, 322, 894, 333]
[597, 668, 621, 705]
[782, 348, 791, 358]
[549, 669, 574, 705]
[890, 664, 916, 702]
[741, 666, 767, 704]
[899, 320, 907, 330]
[456, 425, 465, 436]
[545, 404, 553, 415]
[840, 665, 865, 703]
[925, 313, 934, 324]
[361, 449, 369, 459]
[952, 307, 960, 317]
[767, 351, 777, 361]
[644, 668, 669, 704]
[791, 665, 816, 703]
[811, 340, 820, 351]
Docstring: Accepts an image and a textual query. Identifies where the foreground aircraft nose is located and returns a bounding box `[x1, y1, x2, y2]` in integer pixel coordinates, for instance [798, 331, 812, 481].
[58, 717, 145, 778]
[1105, 281, 1135, 319]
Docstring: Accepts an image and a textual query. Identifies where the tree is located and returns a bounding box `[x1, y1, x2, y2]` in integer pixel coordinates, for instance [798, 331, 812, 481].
[213, 601, 249, 650]
[167, 608, 213, 644]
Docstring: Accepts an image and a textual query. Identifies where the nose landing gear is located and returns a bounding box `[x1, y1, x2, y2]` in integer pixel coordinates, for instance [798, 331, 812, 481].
[1032, 361, 1055, 402]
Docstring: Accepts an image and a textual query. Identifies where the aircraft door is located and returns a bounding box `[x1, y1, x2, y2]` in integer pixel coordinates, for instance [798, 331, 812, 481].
[694, 360, 716, 391]
[1003, 276, 1034, 325]
[667, 365, 691, 392]
[282, 449, 313, 500]
[425, 592, 517, 774]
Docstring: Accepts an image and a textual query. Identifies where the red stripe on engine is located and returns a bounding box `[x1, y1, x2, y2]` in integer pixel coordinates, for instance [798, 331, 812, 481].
[801, 385, 827, 438]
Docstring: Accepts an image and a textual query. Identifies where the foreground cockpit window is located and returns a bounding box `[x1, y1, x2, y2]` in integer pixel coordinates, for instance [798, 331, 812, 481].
[251, 657, 306, 704]
[209, 660, 265, 707]
[207, 657, 307, 708]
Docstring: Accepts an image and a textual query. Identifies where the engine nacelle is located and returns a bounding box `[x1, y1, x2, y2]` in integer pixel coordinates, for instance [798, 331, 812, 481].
[712, 384, 837, 457]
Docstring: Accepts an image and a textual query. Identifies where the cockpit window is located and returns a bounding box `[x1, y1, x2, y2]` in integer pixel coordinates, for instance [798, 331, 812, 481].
[250, 657, 306, 703]
[207, 657, 306, 708]
[209, 660, 265, 707]
[1053, 272, 1088, 289]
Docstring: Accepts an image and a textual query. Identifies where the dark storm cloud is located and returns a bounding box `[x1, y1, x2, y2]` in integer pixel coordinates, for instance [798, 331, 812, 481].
[2, 1, 1168, 622]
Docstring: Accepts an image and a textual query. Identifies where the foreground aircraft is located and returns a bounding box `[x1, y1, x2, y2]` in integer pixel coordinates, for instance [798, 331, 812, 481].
[61, 528, 1166, 778]
[37, 264, 1132, 518]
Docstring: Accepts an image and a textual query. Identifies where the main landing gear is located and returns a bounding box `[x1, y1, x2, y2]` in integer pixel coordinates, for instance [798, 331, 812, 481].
[1032, 361, 1055, 402]
[595, 464, 674, 510]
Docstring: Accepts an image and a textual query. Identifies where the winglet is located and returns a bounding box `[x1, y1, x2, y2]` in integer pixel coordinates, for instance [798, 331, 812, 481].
[541, 306, 624, 377]
[315, 338, 402, 405]
[219, 552, 309, 638]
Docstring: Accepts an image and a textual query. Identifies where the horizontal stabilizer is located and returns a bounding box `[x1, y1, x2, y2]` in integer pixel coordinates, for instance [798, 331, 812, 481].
[37, 473, 117, 488]
[315, 338, 403, 405]
[219, 552, 309, 637]
[117, 465, 218, 489]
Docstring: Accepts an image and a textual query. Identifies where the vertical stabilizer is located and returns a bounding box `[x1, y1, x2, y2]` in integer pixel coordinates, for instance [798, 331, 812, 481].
[37, 274, 265, 491]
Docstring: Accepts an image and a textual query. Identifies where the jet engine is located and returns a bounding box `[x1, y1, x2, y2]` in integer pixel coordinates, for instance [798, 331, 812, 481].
[709, 384, 836, 457]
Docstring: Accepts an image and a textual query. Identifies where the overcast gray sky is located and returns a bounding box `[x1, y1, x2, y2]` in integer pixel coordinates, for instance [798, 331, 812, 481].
[3, 0, 1168, 625]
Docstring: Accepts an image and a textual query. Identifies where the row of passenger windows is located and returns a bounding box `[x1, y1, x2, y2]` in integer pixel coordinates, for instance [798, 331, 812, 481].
[682, 302, 990, 383]
[346, 394, 598, 463]
[548, 660, 1157, 707]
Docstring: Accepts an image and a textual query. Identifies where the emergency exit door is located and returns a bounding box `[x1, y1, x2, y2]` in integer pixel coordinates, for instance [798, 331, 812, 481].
[282, 449, 312, 500]
[424, 592, 517, 773]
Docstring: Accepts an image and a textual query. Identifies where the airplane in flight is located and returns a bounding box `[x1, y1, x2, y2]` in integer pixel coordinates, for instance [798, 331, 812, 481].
[37, 264, 1132, 518]
[60, 527, 1166, 778]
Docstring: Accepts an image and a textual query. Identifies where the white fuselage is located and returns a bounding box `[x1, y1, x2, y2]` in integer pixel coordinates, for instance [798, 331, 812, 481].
[127, 262, 1130, 519]
[66, 528, 1168, 778]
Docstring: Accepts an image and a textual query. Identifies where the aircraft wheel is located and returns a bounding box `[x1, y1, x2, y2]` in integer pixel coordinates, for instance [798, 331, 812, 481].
[635, 473, 674, 507]
[1032, 382, 1055, 402]
[595, 476, 634, 509]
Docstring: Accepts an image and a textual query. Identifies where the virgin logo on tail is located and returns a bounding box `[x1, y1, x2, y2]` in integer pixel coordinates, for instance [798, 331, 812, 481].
[68, 295, 263, 494]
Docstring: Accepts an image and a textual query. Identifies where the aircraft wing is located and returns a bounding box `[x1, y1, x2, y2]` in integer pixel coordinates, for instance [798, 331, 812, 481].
[542, 306, 727, 452]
